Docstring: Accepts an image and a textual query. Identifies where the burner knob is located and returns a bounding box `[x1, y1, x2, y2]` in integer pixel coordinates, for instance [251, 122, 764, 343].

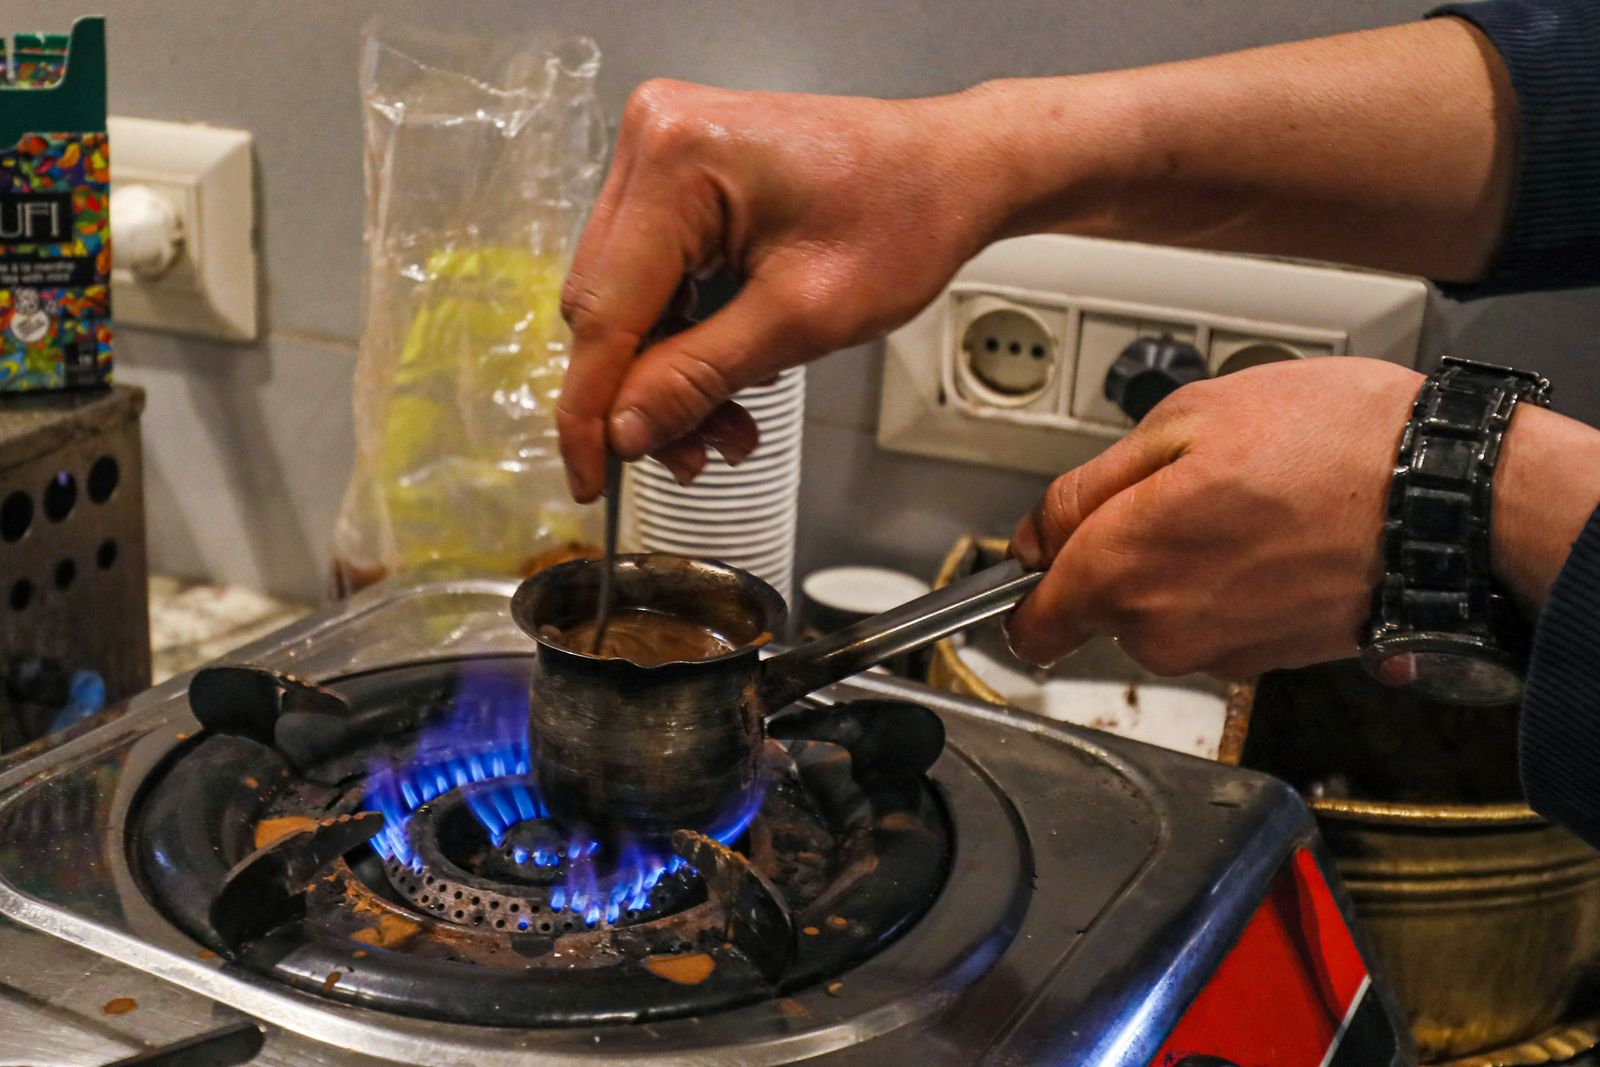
[1104, 335, 1210, 422]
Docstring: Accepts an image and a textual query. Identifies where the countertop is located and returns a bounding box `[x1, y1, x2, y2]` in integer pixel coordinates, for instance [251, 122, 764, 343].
[148, 575, 312, 684]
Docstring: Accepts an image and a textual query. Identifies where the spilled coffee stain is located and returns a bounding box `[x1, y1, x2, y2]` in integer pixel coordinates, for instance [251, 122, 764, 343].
[322, 971, 342, 993]
[350, 912, 421, 949]
[253, 815, 317, 850]
[642, 952, 716, 985]
[101, 997, 137, 1016]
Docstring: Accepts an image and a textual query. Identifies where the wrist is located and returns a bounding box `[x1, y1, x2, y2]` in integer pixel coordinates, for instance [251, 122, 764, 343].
[946, 74, 1154, 244]
[1493, 405, 1600, 612]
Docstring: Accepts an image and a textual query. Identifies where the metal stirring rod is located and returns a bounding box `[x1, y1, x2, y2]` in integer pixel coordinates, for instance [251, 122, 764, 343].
[591, 450, 623, 654]
[590, 280, 701, 654]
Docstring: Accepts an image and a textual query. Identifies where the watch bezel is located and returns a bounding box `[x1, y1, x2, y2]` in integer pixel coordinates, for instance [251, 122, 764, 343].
[1360, 631, 1523, 706]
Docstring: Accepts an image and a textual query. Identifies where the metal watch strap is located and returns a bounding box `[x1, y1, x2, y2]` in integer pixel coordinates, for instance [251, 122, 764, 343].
[1369, 356, 1552, 654]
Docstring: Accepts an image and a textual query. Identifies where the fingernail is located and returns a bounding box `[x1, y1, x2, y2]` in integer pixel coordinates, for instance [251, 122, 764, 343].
[1011, 520, 1042, 570]
[566, 467, 593, 504]
[675, 450, 708, 486]
[610, 408, 656, 459]
[1002, 622, 1061, 670]
[668, 461, 699, 487]
[1001, 621, 1037, 666]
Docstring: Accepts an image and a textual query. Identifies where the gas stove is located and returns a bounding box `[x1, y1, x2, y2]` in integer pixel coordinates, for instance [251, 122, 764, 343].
[0, 577, 1411, 1065]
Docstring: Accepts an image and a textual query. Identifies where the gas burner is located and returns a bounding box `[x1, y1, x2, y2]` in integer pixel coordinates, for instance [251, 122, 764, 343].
[369, 761, 704, 929]
[352, 658, 772, 934]
[129, 658, 955, 1026]
[377, 776, 702, 931]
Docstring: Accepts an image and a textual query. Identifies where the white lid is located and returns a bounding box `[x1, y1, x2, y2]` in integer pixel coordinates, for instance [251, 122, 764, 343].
[802, 566, 930, 615]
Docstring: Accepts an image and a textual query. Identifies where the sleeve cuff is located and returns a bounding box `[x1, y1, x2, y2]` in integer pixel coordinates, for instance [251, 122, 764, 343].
[1519, 501, 1600, 847]
[1429, 1, 1600, 298]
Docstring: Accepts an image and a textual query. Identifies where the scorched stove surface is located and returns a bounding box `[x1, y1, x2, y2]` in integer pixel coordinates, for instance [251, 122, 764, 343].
[0, 577, 1407, 1065]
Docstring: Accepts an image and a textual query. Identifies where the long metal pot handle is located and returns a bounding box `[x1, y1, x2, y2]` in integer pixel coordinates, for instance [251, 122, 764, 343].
[757, 558, 1045, 713]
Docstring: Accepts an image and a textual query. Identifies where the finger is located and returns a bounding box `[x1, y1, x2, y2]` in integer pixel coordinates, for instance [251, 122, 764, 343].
[557, 185, 696, 502]
[607, 279, 820, 460]
[649, 436, 709, 485]
[1010, 428, 1181, 570]
[641, 404, 755, 488]
[559, 131, 642, 368]
[564, 140, 634, 305]
[1004, 505, 1125, 667]
[695, 401, 759, 466]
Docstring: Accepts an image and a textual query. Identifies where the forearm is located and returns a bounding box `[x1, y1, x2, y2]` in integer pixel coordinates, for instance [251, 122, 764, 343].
[959, 17, 1515, 283]
[1494, 406, 1600, 612]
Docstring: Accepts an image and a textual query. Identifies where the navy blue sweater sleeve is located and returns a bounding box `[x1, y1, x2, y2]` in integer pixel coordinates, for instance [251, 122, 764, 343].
[1429, 0, 1600, 297]
[1521, 505, 1600, 848]
[1419, 1, 1600, 845]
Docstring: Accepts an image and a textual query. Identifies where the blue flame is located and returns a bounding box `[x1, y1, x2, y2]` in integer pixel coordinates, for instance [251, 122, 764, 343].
[362, 664, 759, 925]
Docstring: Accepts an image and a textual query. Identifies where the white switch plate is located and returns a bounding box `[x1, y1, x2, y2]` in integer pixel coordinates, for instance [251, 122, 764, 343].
[878, 235, 1427, 477]
[108, 116, 257, 341]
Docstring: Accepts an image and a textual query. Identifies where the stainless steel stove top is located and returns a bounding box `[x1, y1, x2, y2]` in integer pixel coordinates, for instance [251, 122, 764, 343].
[0, 577, 1408, 1065]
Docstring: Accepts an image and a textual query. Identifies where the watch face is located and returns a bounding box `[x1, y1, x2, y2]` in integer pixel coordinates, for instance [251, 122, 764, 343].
[1368, 645, 1522, 706]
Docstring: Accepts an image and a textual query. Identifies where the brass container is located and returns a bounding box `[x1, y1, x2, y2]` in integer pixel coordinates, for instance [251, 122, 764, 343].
[1314, 799, 1600, 1059]
[926, 538, 999, 701]
[1245, 663, 1600, 1061]
[927, 537, 1600, 1060]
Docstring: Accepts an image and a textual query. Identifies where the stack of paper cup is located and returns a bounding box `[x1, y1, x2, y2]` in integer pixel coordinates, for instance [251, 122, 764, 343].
[623, 367, 805, 604]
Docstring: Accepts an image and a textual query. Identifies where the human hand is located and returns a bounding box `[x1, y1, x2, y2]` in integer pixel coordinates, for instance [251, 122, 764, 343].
[557, 79, 1011, 501]
[1004, 357, 1424, 679]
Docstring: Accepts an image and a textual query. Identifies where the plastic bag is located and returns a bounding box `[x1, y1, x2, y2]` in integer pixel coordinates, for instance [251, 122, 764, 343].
[332, 22, 608, 594]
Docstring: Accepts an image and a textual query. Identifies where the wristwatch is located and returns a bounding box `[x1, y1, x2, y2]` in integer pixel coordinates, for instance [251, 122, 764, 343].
[1359, 356, 1551, 705]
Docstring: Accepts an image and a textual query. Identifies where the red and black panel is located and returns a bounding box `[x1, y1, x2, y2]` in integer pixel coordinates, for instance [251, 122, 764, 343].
[1149, 848, 1399, 1067]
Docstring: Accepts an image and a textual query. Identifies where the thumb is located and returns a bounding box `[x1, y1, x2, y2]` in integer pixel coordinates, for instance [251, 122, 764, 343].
[606, 280, 825, 460]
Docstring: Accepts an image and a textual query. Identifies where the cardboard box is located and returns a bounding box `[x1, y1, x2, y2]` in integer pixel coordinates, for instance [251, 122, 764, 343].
[0, 17, 110, 392]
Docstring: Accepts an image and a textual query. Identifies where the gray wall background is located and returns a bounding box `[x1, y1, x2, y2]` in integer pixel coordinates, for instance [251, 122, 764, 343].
[7, 1, 1595, 600]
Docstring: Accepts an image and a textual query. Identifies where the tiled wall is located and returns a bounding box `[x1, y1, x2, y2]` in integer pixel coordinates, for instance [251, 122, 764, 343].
[4, 0, 1595, 599]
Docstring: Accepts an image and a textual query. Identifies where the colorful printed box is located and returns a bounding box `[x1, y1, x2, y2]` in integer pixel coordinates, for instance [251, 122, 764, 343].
[0, 17, 110, 392]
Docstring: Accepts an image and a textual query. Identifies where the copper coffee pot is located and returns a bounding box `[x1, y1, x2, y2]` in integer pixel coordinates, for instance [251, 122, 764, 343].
[511, 552, 1041, 845]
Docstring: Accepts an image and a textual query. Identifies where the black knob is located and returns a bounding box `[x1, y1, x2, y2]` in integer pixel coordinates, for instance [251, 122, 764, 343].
[1104, 335, 1210, 421]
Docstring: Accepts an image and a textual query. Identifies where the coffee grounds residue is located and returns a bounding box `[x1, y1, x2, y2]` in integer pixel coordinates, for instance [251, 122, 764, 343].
[642, 952, 717, 985]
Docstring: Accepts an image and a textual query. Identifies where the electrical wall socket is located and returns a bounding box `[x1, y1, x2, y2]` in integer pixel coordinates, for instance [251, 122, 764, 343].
[952, 290, 1070, 414]
[108, 116, 257, 341]
[878, 234, 1427, 477]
